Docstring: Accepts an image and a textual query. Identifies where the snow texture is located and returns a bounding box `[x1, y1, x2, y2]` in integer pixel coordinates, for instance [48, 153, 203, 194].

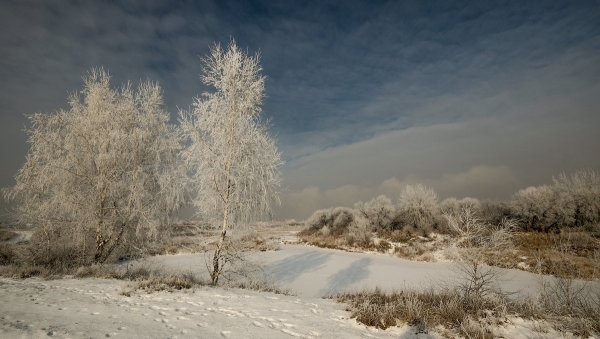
[148, 244, 547, 298]
[0, 277, 417, 338]
[0, 244, 585, 338]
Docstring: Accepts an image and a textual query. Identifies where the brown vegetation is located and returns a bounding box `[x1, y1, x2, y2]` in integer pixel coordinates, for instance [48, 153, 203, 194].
[338, 280, 600, 337]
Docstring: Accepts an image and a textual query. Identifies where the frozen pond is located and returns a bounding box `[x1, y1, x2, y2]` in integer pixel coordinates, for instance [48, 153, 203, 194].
[145, 244, 549, 298]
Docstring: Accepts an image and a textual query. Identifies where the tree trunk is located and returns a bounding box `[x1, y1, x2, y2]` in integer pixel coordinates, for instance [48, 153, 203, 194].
[211, 206, 229, 285]
[99, 222, 125, 264]
[94, 227, 105, 263]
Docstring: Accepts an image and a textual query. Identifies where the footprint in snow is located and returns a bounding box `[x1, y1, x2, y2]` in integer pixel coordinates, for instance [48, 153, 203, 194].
[252, 321, 265, 328]
[280, 328, 304, 337]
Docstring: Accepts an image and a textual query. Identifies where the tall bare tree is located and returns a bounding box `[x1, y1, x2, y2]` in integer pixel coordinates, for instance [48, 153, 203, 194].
[179, 41, 282, 284]
[4, 69, 185, 264]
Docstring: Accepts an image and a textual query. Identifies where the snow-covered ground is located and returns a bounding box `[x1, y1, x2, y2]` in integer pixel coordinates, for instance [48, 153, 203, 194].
[0, 241, 592, 338]
[0, 277, 419, 339]
[147, 244, 547, 298]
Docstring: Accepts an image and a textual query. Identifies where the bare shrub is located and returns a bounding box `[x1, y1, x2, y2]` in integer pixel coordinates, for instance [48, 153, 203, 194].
[538, 276, 600, 336]
[23, 225, 95, 270]
[444, 205, 485, 248]
[444, 204, 516, 251]
[444, 205, 517, 316]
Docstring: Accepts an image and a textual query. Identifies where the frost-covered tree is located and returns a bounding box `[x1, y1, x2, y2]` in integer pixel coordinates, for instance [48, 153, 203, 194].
[553, 169, 600, 227]
[179, 41, 282, 284]
[510, 170, 600, 231]
[510, 185, 556, 231]
[397, 184, 439, 233]
[4, 69, 185, 264]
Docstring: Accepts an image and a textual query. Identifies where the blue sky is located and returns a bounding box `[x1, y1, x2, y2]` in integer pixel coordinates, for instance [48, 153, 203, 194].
[1, 0, 600, 219]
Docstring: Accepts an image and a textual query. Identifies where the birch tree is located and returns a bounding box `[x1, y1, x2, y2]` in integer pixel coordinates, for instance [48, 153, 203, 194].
[4, 68, 185, 265]
[179, 41, 282, 285]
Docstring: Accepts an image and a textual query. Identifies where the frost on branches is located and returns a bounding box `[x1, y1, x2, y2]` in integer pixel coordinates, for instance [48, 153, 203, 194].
[4, 69, 185, 264]
[179, 41, 282, 284]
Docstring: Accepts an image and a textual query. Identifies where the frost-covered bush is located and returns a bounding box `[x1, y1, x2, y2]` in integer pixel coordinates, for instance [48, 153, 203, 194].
[478, 200, 512, 225]
[346, 216, 372, 246]
[553, 169, 600, 228]
[510, 185, 557, 231]
[397, 184, 439, 234]
[440, 197, 481, 217]
[304, 207, 357, 236]
[509, 169, 600, 231]
[444, 204, 515, 250]
[354, 195, 398, 231]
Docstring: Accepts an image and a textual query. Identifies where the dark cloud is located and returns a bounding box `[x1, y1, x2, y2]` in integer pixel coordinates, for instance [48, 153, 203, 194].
[1, 0, 599, 220]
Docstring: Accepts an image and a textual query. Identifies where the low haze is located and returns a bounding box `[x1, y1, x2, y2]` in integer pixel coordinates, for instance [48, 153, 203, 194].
[1, 0, 599, 220]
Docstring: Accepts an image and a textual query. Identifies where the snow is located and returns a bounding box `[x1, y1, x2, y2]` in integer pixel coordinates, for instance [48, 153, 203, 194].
[1, 243, 592, 338]
[147, 244, 547, 298]
[0, 277, 422, 338]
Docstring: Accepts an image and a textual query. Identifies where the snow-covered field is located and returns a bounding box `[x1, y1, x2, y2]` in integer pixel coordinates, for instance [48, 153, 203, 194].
[0, 240, 592, 338]
[148, 244, 546, 298]
[0, 277, 417, 339]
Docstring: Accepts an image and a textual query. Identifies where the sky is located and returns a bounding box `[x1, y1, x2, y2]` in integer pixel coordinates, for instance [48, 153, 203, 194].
[1, 0, 599, 220]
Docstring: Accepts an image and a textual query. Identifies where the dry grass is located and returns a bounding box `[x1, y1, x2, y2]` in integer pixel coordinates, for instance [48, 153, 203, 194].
[298, 232, 347, 250]
[225, 278, 292, 295]
[394, 242, 430, 260]
[299, 232, 394, 253]
[0, 229, 17, 242]
[0, 264, 54, 279]
[234, 231, 280, 252]
[0, 243, 20, 265]
[337, 283, 600, 338]
[537, 277, 600, 336]
[336, 288, 514, 337]
[480, 231, 600, 279]
[122, 272, 206, 295]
